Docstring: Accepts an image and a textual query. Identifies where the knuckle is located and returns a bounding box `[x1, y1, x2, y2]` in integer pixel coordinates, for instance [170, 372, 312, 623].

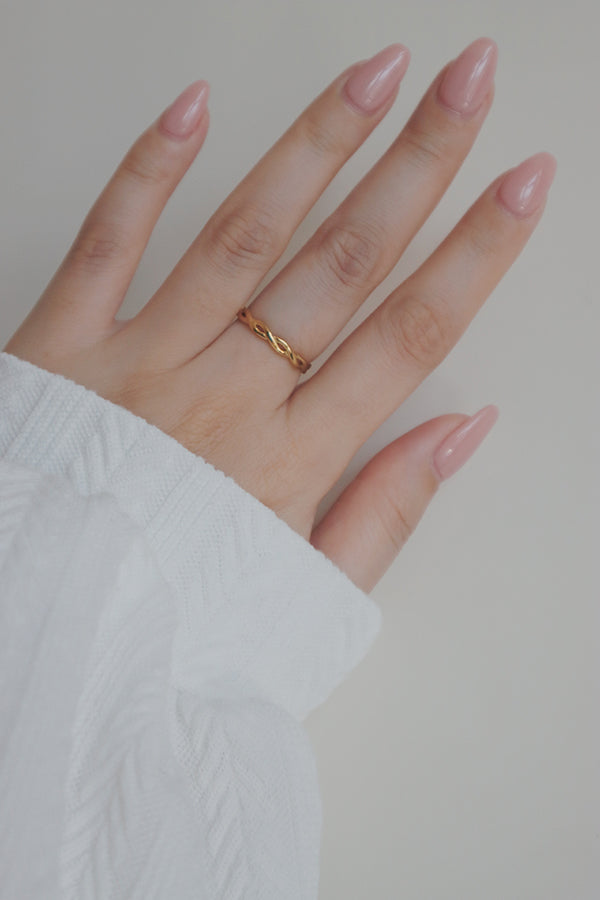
[317, 221, 383, 291]
[66, 221, 125, 274]
[402, 115, 449, 170]
[300, 109, 345, 158]
[377, 490, 414, 553]
[460, 217, 501, 263]
[120, 140, 172, 187]
[206, 203, 282, 275]
[378, 292, 450, 371]
[170, 389, 243, 457]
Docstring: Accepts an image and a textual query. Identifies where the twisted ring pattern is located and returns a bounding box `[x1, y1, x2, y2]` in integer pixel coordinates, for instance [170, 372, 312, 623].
[236, 307, 311, 374]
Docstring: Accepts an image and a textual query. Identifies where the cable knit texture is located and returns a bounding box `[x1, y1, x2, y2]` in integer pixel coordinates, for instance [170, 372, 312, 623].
[0, 351, 382, 898]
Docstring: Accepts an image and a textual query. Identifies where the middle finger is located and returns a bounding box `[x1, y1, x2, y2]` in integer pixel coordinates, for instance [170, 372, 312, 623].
[218, 36, 497, 396]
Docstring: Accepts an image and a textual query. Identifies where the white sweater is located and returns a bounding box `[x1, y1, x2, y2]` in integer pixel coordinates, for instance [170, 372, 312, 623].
[0, 350, 382, 899]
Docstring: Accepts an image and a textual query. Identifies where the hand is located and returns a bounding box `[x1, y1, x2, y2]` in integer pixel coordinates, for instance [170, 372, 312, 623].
[3, 37, 556, 592]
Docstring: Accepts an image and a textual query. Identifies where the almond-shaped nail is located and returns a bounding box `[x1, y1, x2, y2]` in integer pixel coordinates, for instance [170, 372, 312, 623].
[343, 44, 410, 115]
[438, 37, 497, 116]
[432, 405, 499, 481]
[497, 152, 557, 218]
[160, 80, 210, 139]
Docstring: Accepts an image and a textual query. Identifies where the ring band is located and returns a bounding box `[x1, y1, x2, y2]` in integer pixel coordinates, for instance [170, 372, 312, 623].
[236, 307, 311, 374]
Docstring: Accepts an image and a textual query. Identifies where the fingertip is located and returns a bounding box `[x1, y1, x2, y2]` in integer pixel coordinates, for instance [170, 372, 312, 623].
[159, 80, 210, 141]
[432, 404, 500, 482]
[497, 152, 556, 218]
[342, 43, 411, 116]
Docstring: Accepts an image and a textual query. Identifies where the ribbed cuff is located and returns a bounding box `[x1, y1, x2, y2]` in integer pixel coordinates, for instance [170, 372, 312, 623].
[0, 351, 382, 720]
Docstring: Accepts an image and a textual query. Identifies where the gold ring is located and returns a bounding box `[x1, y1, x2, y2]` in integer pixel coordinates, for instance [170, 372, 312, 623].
[236, 307, 311, 374]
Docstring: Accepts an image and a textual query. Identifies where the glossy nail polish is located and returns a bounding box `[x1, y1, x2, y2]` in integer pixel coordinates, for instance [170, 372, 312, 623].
[438, 37, 497, 116]
[497, 152, 557, 218]
[160, 81, 210, 139]
[343, 44, 411, 115]
[432, 405, 499, 481]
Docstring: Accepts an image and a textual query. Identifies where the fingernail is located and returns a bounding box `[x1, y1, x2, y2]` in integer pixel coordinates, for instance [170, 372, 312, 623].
[343, 44, 411, 115]
[159, 80, 210, 139]
[497, 152, 557, 218]
[432, 405, 499, 481]
[438, 37, 497, 116]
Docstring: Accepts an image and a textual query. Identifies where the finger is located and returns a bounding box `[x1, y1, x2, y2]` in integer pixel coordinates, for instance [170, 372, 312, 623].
[28, 82, 211, 347]
[311, 406, 499, 593]
[223, 37, 497, 399]
[128, 44, 411, 367]
[290, 151, 557, 487]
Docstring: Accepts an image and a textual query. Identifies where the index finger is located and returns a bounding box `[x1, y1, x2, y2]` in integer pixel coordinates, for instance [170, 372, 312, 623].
[129, 44, 411, 365]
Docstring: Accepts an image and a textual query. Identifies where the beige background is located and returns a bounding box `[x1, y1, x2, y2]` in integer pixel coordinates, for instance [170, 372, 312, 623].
[0, 0, 597, 896]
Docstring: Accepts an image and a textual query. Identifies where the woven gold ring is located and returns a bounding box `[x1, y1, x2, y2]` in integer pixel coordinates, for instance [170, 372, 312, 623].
[236, 307, 311, 374]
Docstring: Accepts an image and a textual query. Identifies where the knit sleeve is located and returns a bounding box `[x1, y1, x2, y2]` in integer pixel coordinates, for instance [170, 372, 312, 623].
[0, 457, 179, 896]
[0, 350, 383, 896]
[0, 456, 324, 897]
[0, 350, 382, 722]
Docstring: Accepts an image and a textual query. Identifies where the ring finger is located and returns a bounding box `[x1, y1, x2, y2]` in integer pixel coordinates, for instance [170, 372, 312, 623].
[213, 36, 497, 397]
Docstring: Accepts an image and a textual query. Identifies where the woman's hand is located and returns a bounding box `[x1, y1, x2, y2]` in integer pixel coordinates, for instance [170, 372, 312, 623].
[3, 37, 555, 592]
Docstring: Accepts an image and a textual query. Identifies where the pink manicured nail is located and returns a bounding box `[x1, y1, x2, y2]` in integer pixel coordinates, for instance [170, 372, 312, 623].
[432, 405, 499, 481]
[438, 37, 497, 116]
[343, 44, 411, 115]
[159, 81, 210, 139]
[497, 152, 557, 218]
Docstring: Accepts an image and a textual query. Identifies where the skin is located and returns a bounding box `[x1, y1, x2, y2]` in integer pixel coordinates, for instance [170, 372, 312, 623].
[2, 42, 554, 592]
